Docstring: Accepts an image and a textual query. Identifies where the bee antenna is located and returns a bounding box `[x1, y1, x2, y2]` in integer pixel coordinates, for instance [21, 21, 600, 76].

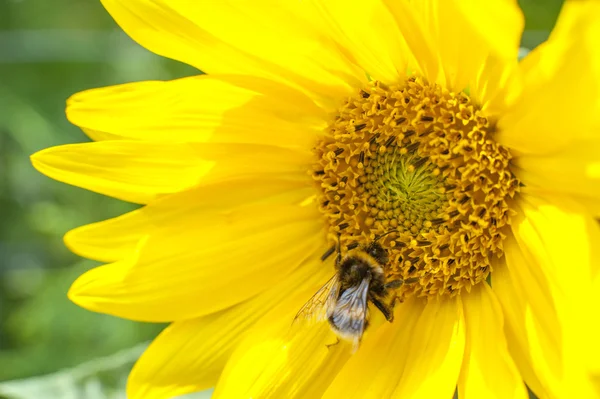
[370, 229, 399, 246]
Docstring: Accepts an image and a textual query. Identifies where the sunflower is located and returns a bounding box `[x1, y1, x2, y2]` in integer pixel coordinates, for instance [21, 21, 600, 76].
[31, 0, 600, 398]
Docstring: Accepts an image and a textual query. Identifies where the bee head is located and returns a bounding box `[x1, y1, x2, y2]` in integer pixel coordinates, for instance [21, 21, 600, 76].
[365, 229, 398, 266]
[366, 242, 388, 266]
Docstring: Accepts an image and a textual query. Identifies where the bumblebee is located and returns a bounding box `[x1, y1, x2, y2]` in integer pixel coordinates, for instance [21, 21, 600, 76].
[295, 231, 415, 349]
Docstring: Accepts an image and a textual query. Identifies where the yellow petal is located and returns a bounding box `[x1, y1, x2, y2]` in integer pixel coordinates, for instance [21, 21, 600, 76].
[310, 0, 411, 83]
[514, 193, 600, 394]
[127, 250, 331, 399]
[572, 195, 600, 218]
[423, 0, 523, 100]
[588, 276, 600, 394]
[212, 262, 352, 399]
[31, 141, 213, 204]
[515, 138, 600, 201]
[99, 0, 362, 105]
[448, 0, 523, 111]
[383, 0, 438, 82]
[129, 317, 228, 399]
[322, 299, 424, 398]
[491, 255, 548, 398]
[450, 0, 524, 62]
[65, 209, 150, 263]
[214, 323, 348, 399]
[458, 283, 528, 399]
[493, 193, 600, 398]
[187, 143, 313, 185]
[67, 74, 325, 147]
[323, 297, 465, 399]
[497, 1, 600, 154]
[512, 193, 600, 295]
[493, 251, 598, 399]
[68, 202, 323, 322]
[65, 178, 313, 262]
[384, 0, 522, 107]
[390, 297, 465, 398]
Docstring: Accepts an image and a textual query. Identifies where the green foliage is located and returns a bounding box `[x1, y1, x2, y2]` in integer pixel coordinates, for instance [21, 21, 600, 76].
[0, 0, 194, 383]
[0, 343, 213, 399]
[519, 0, 564, 49]
[0, 262, 162, 381]
[0, 344, 146, 399]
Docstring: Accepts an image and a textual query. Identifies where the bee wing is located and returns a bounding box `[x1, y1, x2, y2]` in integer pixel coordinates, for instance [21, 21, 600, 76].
[294, 274, 340, 323]
[329, 278, 370, 349]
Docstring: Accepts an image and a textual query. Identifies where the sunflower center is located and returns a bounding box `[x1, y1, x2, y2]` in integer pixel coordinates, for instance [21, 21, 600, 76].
[313, 77, 519, 299]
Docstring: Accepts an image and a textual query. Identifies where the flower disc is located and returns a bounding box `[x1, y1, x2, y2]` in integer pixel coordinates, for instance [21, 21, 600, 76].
[314, 77, 520, 299]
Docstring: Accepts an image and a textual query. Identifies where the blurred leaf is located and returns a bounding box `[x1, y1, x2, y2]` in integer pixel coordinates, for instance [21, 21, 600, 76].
[519, 0, 564, 31]
[0, 344, 213, 399]
[519, 0, 564, 48]
[521, 30, 551, 50]
[0, 0, 193, 382]
[0, 262, 164, 381]
[0, 344, 144, 399]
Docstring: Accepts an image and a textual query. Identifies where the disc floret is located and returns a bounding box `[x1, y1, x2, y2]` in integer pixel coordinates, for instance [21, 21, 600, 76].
[313, 77, 519, 299]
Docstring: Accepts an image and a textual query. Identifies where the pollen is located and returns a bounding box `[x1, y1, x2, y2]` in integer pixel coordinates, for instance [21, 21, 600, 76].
[313, 77, 519, 299]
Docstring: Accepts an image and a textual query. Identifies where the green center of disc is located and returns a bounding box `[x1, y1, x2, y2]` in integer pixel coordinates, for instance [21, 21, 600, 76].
[366, 148, 447, 227]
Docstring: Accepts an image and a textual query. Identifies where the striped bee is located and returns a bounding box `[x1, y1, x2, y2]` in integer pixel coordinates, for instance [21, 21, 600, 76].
[295, 231, 416, 349]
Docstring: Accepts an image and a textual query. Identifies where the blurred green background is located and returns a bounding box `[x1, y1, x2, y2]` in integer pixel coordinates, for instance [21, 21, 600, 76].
[0, 0, 563, 397]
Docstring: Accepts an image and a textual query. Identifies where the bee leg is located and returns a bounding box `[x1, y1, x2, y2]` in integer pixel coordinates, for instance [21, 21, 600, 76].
[390, 293, 401, 310]
[385, 277, 419, 290]
[384, 293, 404, 323]
[369, 295, 394, 322]
[384, 279, 404, 289]
[326, 337, 340, 349]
